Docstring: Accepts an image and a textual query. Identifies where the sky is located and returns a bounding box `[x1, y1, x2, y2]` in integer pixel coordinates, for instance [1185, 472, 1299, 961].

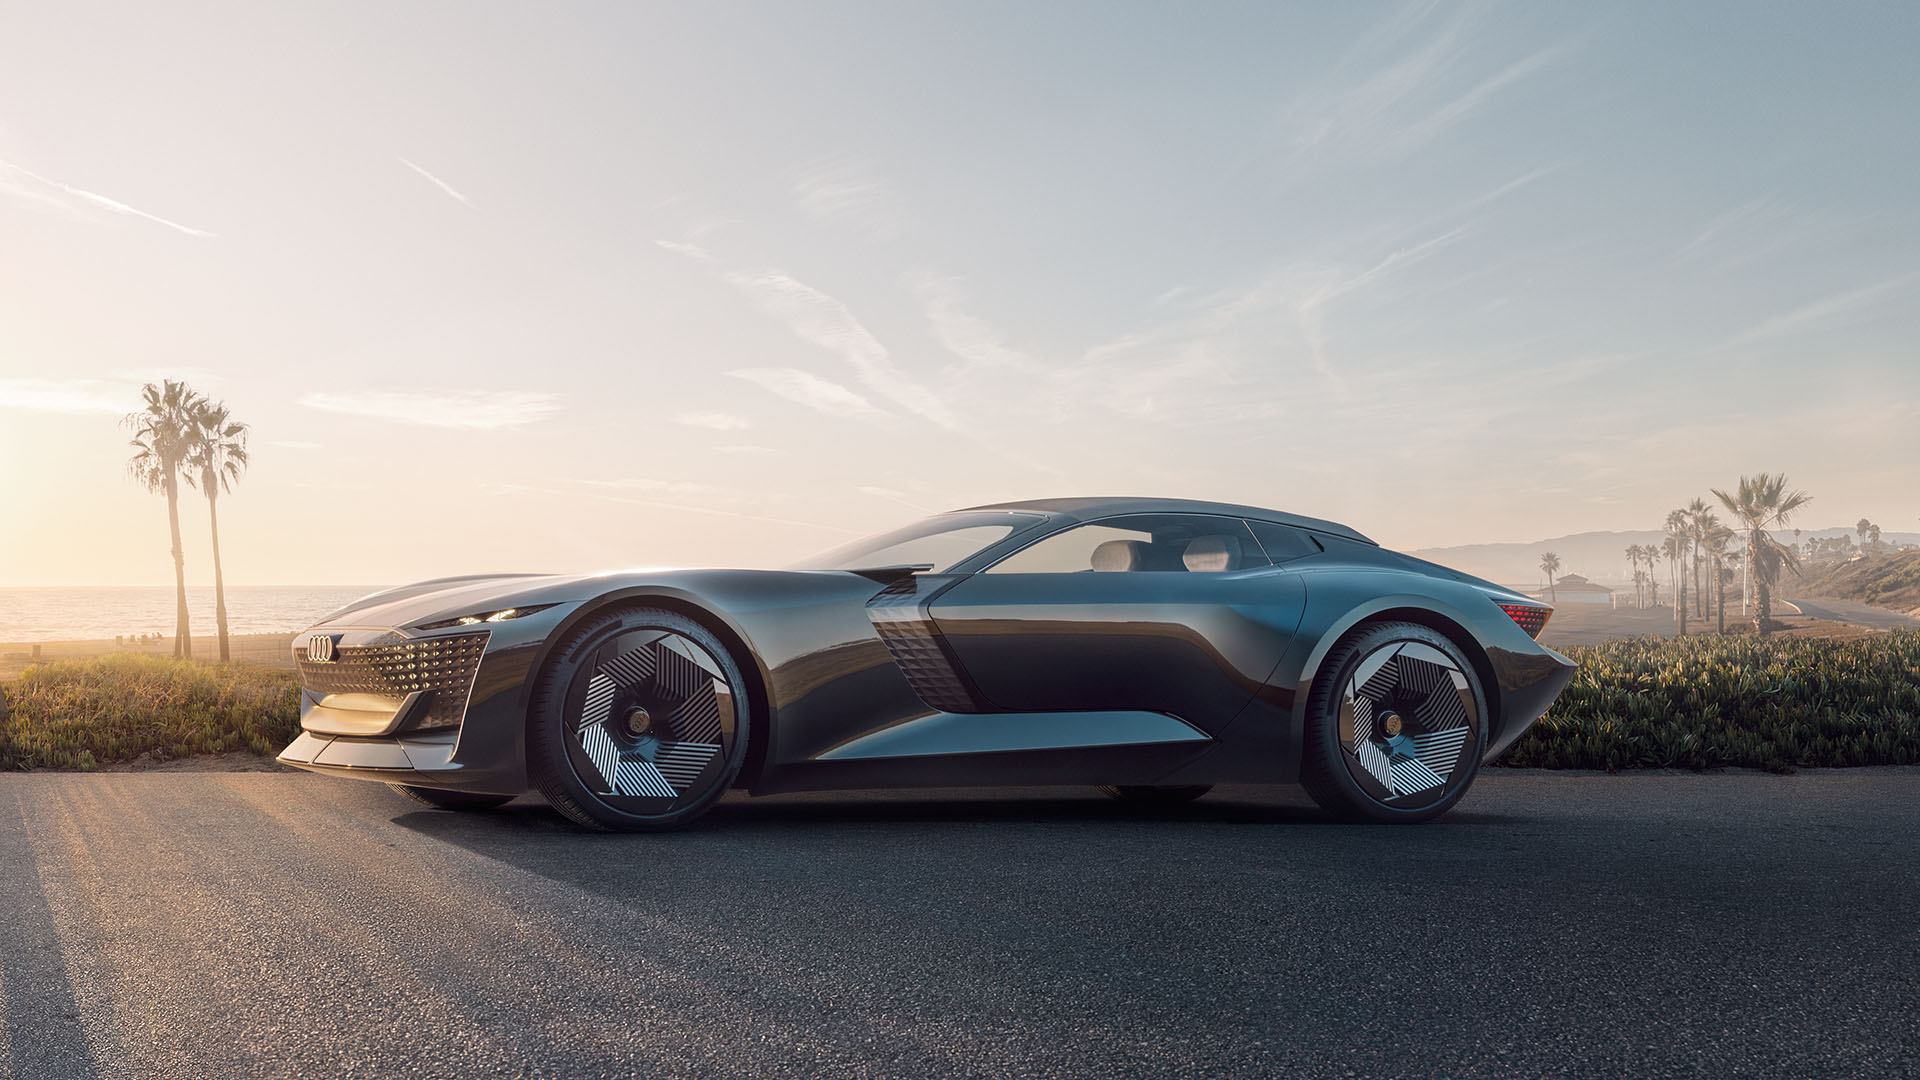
[2, 0, 1917, 586]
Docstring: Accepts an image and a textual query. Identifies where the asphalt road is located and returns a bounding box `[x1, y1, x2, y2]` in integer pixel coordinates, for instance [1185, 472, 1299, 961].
[1784, 597, 1920, 631]
[2, 772, 1916, 1080]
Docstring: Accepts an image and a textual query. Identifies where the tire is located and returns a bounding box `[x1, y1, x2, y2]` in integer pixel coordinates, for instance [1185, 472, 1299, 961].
[1300, 621, 1488, 824]
[1098, 785, 1212, 807]
[526, 606, 753, 832]
[389, 784, 515, 811]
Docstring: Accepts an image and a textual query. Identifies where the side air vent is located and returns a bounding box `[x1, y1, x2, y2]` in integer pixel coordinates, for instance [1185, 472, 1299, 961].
[865, 577, 988, 713]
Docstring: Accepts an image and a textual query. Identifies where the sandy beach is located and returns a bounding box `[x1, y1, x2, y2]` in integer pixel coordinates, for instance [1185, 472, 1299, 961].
[0, 633, 297, 677]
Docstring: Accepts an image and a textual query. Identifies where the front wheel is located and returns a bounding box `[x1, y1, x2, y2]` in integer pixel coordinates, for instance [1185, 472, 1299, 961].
[526, 606, 752, 832]
[1300, 622, 1488, 824]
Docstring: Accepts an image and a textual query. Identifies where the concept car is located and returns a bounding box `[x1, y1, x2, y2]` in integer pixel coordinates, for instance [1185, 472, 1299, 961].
[279, 497, 1576, 828]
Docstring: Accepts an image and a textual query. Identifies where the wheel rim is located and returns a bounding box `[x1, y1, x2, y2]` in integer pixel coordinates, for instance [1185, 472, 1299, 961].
[1337, 640, 1479, 811]
[562, 627, 737, 815]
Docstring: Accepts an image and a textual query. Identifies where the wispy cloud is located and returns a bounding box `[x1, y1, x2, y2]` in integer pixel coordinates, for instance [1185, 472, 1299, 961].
[724, 270, 957, 427]
[858, 485, 938, 513]
[1079, 222, 1472, 401]
[1677, 197, 1789, 261]
[0, 377, 135, 414]
[567, 476, 718, 497]
[1676, 196, 1872, 268]
[1393, 47, 1564, 149]
[400, 158, 476, 209]
[672, 410, 752, 431]
[727, 367, 882, 418]
[655, 238, 716, 262]
[918, 278, 1039, 371]
[1280, 4, 1563, 160]
[791, 152, 896, 237]
[549, 477, 855, 534]
[0, 159, 212, 236]
[270, 440, 323, 450]
[298, 388, 561, 428]
[1710, 273, 1920, 351]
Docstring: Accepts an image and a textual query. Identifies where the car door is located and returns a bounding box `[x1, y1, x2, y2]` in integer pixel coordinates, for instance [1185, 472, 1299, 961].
[925, 514, 1309, 736]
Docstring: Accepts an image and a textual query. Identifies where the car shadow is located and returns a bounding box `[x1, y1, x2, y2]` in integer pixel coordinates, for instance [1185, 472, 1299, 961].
[382, 785, 1527, 919]
[391, 785, 1522, 840]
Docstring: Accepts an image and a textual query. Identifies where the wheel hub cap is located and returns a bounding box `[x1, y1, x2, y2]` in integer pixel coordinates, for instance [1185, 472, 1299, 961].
[566, 629, 734, 808]
[1338, 641, 1478, 806]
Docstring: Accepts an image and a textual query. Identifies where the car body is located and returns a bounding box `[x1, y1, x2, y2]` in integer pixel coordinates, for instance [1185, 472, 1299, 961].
[279, 496, 1577, 826]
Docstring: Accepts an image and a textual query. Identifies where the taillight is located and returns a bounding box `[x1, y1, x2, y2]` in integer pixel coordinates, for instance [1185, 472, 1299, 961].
[1497, 602, 1551, 638]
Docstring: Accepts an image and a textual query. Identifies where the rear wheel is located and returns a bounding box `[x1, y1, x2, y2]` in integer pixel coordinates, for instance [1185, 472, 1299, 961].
[1301, 621, 1487, 824]
[526, 606, 752, 832]
[1098, 785, 1211, 807]
[388, 785, 514, 811]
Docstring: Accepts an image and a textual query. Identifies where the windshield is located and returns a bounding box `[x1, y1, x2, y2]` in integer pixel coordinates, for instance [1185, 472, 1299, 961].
[793, 511, 1047, 573]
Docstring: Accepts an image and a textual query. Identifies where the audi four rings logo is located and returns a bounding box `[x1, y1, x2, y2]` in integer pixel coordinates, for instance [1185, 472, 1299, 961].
[307, 634, 337, 663]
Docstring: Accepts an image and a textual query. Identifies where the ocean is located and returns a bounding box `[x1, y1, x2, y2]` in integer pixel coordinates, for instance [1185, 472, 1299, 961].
[0, 586, 387, 643]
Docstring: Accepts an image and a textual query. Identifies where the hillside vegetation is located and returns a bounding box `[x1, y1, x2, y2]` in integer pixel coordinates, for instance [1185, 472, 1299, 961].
[0, 655, 298, 771]
[1792, 549, 1920, 615]
[1503, 630, 1920, 771]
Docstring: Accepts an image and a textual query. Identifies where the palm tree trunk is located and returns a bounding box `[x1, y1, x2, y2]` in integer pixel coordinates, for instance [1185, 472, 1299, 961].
[165, 473, 191, 659]
[1715, 558, 1726, 633]
[207, 490, 230, 662]
[1742, 546, 1751, 614]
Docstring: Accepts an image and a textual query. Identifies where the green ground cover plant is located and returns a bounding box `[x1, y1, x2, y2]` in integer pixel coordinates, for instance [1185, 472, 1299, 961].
[0, 654, 299, 770]
[1502, 630, 1920, 771]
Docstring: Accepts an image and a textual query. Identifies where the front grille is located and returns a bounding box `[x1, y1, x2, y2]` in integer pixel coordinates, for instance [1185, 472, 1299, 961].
[297, 631, 489, 731]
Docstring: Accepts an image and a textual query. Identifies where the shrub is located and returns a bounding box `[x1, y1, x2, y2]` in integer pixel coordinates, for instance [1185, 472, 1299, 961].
[0, 654, 299, 770]
[1501, 630, 1920, 771]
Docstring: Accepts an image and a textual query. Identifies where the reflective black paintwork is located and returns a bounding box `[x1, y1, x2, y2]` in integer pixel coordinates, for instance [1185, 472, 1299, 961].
[278, 496, 1576, 798]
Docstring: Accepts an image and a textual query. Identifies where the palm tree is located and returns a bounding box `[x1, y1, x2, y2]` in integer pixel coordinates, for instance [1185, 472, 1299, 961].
[1636, 543, 1659, 608]
[1712, 522, 1743, 630]
[1713, 473, 1814, 631]
[1691, 507, 1724, 621]
[1662, 530, 1688, 635]
[124, 380, 206, 658]
[1665, 510, 1690, 635]
[1686, 498, 1714, 619]
[1856, 518, 1870, 549]
[1624, 545, 1643, 608]
[1538, 551, 1561, 603]
[185, 399, 249, 662]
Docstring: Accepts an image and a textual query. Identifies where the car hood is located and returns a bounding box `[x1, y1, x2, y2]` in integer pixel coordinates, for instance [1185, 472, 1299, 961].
[313, 572, 626, 631]
[310, 566, 889, 632]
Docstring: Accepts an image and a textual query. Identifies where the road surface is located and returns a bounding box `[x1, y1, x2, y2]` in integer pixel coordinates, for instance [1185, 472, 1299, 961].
[1784, 596, 1920, 632]
[2, 771, 1916, 1079]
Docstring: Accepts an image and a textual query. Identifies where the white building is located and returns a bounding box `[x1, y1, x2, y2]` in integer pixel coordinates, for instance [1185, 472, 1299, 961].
[1533, 573, 1614, 606]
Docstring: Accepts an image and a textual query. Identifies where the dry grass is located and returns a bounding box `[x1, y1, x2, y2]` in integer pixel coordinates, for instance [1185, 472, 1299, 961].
[0, 654, 299, 771]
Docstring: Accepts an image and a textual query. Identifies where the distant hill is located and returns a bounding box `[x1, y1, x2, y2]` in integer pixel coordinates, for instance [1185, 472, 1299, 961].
[1407, 527, 1920, 591]
[1793, 549, 1920, 615]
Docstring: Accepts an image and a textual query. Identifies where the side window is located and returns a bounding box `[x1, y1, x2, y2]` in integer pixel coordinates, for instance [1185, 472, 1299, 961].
[986, 515, 1271, 574]
[1246, 520, 1323, 564]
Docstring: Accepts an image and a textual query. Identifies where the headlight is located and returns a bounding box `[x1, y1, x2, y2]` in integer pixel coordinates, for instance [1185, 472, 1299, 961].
[414, 604, 555, 631]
